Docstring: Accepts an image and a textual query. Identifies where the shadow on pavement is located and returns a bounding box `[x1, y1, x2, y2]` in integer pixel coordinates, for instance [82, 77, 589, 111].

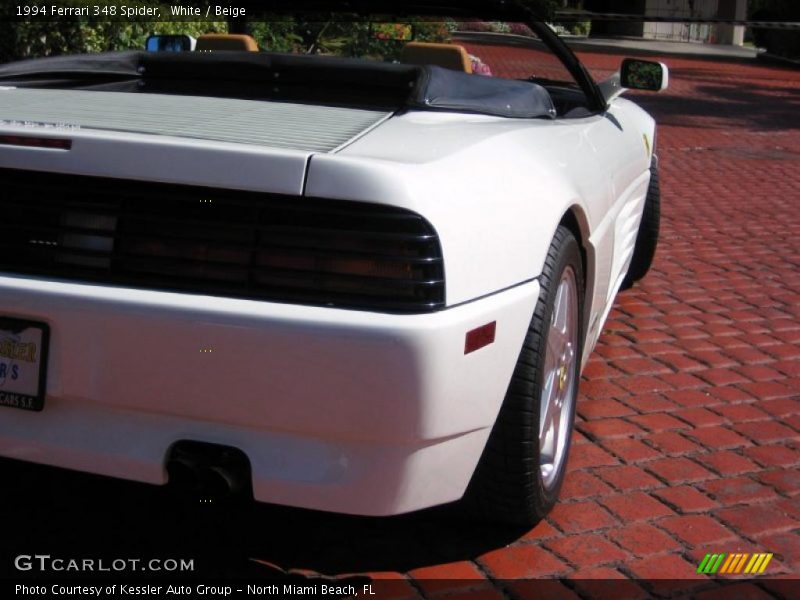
[0, 458, 523, 578]
[631, 79, 800, 132]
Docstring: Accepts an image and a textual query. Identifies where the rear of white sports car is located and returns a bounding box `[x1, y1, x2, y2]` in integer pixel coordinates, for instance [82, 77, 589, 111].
[0, 8, 664, 526]
[0, 84, 545, 518]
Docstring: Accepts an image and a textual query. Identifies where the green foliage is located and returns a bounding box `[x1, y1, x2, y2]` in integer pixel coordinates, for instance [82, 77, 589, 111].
[1, 2, 226, 62]
[252, 19, 451, 61]
[568, 21, 592, 37]
[329, 21, 451, 61]
[248, 20, 303, 53]
[4, 2, 556, 63]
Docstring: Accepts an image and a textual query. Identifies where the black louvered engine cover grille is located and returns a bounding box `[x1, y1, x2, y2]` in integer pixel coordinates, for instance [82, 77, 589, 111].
[0, 169, 445, 313]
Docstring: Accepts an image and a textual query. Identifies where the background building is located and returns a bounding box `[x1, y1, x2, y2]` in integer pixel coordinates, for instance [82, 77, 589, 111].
[585, 0, 748, 45]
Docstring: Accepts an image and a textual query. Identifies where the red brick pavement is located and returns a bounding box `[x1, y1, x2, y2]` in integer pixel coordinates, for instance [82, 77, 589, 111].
[361, 49, 800, 594]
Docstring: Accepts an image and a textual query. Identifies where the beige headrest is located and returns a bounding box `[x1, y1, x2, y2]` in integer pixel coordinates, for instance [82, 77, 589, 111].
[401, 42, 473, 74]
[196, 34, 259, 52]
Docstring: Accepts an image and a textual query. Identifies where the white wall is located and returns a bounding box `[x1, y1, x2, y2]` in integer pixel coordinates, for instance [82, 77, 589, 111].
[643, 0, 719, 43]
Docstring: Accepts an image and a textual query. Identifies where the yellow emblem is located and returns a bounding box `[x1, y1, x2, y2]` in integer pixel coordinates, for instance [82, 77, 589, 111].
[558, 365, 568, 392]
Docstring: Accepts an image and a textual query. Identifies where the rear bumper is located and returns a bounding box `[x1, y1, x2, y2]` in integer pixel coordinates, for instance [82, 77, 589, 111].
[0, 275, 538, 516]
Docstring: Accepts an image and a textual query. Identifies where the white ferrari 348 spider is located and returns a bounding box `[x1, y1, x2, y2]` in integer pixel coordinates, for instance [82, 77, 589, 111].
[0, 1, 666, 526]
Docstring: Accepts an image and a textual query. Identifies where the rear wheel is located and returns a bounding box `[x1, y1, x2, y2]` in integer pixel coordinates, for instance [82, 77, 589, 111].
[462, 225, 584, 526]
[622, 157, 661, 289]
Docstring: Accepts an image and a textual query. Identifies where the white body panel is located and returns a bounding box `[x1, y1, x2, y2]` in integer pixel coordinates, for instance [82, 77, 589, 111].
[0, 125, 311, 195]
[0, 274, 538, 515]
[0, 88, 656, 514]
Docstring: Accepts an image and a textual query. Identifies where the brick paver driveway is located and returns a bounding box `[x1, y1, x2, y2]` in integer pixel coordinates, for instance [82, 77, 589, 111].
[3, 50, 798, 598]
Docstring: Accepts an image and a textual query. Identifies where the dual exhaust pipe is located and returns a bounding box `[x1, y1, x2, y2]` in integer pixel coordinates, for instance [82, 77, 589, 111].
[166, 441, 252, 501]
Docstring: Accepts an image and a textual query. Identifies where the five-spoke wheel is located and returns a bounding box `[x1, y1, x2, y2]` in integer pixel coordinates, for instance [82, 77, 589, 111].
[463, 225, 584, 526]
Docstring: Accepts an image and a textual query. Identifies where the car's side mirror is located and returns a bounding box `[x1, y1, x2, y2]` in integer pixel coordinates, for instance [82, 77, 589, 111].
[620, 59, 669, 92]
[145, 35, 196, 52]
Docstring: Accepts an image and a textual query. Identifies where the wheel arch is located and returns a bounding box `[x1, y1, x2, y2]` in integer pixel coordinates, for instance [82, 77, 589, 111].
[559, 205, 595, 353]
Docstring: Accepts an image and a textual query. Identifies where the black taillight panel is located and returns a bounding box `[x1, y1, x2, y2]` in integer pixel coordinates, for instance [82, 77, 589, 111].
[0, 169, 445, 313]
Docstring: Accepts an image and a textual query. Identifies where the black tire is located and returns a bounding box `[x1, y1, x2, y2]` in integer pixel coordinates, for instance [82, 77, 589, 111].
[622, 157, 661, 289]
[461, 225, 584, 527]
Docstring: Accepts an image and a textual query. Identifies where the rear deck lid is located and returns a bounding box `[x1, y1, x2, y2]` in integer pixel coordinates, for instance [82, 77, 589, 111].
[0, 88, 391, 153]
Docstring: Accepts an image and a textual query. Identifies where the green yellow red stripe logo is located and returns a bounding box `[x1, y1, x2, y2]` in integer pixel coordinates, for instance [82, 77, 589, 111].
[697, 553, 773, 575]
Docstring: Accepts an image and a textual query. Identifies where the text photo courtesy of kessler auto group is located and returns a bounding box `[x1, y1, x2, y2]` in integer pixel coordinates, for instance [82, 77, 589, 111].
[0, 1, 798, 599]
